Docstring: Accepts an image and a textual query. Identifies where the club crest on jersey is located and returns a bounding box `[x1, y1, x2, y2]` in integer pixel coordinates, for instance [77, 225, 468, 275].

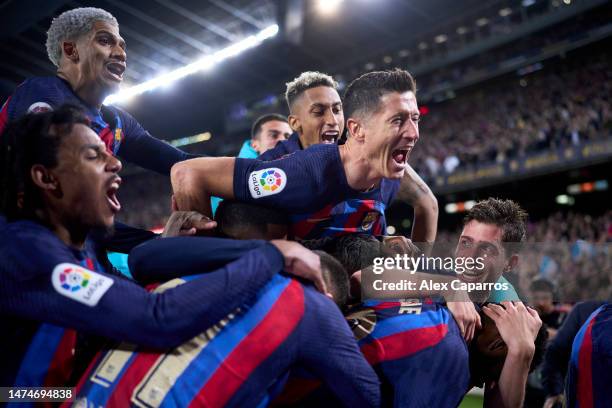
[52, 263, 114, 307]
[248, 168, 287, 198]
[361, 211, 380, 231]
[27, 102, 53, 114]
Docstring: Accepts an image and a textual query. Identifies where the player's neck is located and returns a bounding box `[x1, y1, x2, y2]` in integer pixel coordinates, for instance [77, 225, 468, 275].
[37, 208, 88, 249]
[339, 143, 382, 191]
[57, 70, 105, 110]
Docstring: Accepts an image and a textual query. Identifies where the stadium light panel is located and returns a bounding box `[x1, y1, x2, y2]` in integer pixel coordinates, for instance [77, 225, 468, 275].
[317, 0, 344, 15]
[499, 8, 512, 17]
[434, 34, 448, 44]
[103, 24, 279, 105]
[386, 225, 396, 235]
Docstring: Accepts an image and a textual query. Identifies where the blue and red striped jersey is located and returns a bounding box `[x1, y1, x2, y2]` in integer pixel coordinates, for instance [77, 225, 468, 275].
[0, 220, 286, 391]
[346, 299, 471, 407]
[234, 143, 399, 239]
[71, 274, 380, 407]
[0, 76, 192, 175]
[566, 303, 612, 408]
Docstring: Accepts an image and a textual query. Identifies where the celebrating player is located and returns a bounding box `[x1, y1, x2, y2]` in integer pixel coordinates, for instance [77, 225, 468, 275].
[172, 69, 436, 242]
[0, 7, 193, 175]
[71, 252, 379, 407]
[0, 106, 327, 388]
[258, 71, 344, 161]
[250, 113, 293, 155]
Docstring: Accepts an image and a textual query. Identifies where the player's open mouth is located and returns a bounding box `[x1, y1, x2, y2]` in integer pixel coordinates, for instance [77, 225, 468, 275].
[105, 62, 126, 81]
[321, 130, 339, 144]
[391, 147, 411, 165]
[106, 177, 122, 213]
[459, 269, 483, 283]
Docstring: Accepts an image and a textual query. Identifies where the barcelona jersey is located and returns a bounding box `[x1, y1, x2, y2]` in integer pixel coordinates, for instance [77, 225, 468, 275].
[345, 299, 470, 407]
[70, 274, 380, 407]
[566, 303, 612, 408]
[234, 143, 400, 239]
[0, 76, 191, 175]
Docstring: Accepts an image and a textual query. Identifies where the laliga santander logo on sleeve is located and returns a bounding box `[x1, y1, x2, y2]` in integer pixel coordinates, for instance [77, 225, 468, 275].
[248, 168, 287, 199]
[27, 102, 53, 114]
[52, 263, 114, 307]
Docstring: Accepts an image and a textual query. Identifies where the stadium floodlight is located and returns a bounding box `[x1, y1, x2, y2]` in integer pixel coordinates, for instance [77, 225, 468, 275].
[316, 0, 344, 15]
[103, 24, 279, 105]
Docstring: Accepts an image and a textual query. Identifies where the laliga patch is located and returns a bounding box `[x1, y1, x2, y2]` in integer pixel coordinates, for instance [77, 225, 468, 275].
[248, 168, 287, 198]
[52, 263, 114, 307]
[27, 102, 53, 114]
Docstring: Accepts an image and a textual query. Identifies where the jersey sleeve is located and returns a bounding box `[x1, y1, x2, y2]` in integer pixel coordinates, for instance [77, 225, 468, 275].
[115, 108, 198, 175]
[128, 236, 268, 283]
[297, 289, 381, 407]
[0, 79, 54, 134]
[0, 229, 284, 350]
[233, 146, 349, 213]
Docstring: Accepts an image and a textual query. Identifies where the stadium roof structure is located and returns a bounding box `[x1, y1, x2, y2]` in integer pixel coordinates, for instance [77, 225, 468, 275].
[0, 0, 607, 144]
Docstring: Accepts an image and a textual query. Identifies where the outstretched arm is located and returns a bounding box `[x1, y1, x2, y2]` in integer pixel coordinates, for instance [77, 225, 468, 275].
[171, 157, 236, 216]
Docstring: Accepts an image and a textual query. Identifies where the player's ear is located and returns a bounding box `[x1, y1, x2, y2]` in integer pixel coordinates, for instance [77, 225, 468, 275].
[31, 165, 60, 194]
[505, 253, 519, 272]
[250, 138, 260, 154]
[346, 118, 365, 142]
[62, 41, 79, 62]
[288, 114, 301, 134]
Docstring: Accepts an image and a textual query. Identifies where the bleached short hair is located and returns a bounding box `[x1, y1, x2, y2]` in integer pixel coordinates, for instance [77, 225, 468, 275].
[46, 7, 118, 67]
[285, 71, 338, 110]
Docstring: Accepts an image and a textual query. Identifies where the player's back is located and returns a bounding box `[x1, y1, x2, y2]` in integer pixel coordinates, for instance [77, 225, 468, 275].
[566, 303, 612, 408]
[346, 300, 470, 408]
[71, 274, 379, 407]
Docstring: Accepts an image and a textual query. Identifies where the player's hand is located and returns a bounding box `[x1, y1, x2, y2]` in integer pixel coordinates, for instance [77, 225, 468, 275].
[270, 240, 331, 298]
[162, 211, 217, 237]
[482, 301, 541, 354]
[447, 298, 481, 342]
[381, 236, 420, 256]
[543, 394, 564, 408]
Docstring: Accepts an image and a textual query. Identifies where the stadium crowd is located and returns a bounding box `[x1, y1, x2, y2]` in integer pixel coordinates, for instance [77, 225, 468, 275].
[412, 51, 612, 179]
[0, 6, 609, 408]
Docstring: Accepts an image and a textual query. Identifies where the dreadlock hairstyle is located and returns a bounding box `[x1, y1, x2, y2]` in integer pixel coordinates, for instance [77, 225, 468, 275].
[0, 104, 90, 220]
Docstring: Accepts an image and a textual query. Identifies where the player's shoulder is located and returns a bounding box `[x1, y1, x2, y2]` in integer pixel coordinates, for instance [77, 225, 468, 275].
[8, 77, 68, 115]
[2, 220, 75, 275]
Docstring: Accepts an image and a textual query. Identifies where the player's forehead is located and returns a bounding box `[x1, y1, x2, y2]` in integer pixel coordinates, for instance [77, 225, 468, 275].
[91, 20, 124, 43]
[261, 120, 291, 132]
[299, 86, 342, 109]
[60, 123, 104, 151]
[377, 91, 418, 116]
[459, 220, 503, 246]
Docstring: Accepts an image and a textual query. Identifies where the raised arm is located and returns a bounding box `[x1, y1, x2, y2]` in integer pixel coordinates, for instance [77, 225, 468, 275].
[482, 302, 542, 408]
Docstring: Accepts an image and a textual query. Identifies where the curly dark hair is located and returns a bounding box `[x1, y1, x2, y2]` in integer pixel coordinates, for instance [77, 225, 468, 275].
[0, 104, 89, 220]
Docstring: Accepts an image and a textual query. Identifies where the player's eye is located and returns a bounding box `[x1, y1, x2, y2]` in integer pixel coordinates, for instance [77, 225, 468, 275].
[98, 37, 110, 46]
[412, 115, 421, 123]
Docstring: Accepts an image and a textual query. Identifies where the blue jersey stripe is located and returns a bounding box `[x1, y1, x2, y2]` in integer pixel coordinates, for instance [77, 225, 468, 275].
[80, 351, 139, 407]
[358, 308, 449, 347]
[159, 275, 292, 407]
[12, 324, 65, 387]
